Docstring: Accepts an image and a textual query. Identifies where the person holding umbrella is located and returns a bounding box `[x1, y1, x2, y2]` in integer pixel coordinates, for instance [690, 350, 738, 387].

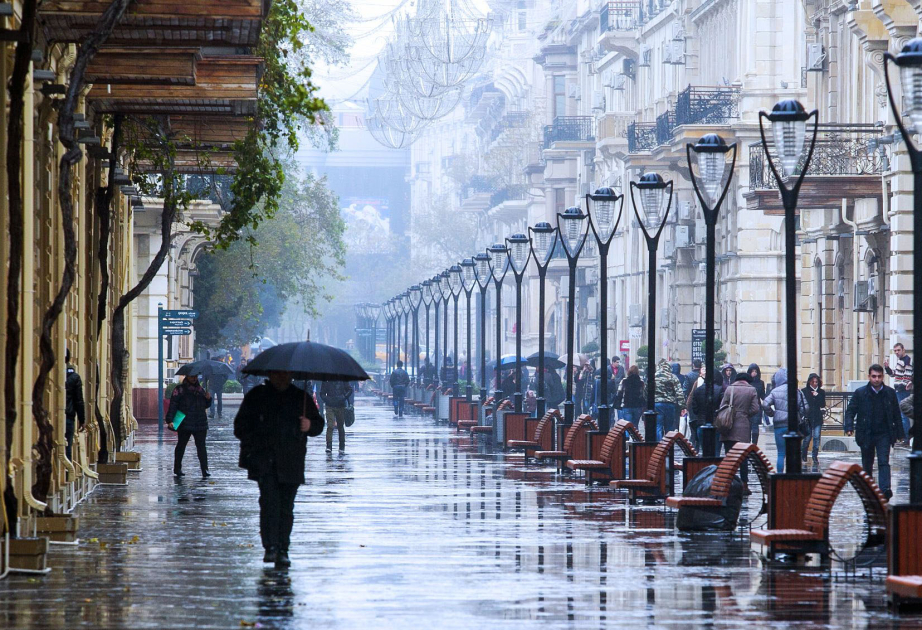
[165, 373, 212, 478]
[236, 339, 367, 567]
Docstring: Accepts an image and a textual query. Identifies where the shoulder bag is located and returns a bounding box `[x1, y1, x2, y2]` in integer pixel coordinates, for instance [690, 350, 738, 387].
[715, 387, 735, 434]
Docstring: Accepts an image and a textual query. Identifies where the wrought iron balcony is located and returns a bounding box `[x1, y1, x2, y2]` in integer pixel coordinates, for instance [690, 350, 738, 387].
[675, 85, 741, 126]
[462, 175, 495, 200]
[655, 111, 674, 145]
[600, 1, 641, 31]
[489, 185, 528, 208]
[749, 123, 888, 190]
[543, 116, 595, 148]
[627, 122, 656, 153]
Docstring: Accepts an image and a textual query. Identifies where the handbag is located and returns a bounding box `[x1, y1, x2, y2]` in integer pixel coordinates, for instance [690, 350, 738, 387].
[344, 405, 355, 427]
[715, 387, 735, 434]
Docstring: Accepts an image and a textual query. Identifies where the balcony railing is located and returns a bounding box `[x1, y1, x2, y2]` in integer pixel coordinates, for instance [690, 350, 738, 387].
[749, 123, 888, 190]
[600, 1, 641, 31]
[675, 85, 741, 126]
[462, 175, 495, 200]
[656, 111, 674, 145]
[543, 116, 595, 148]
[596, 111, 633, 140]
[490, 111, 529, 143]
[627, 122, 657, 153]
[489, 185, 528, 207]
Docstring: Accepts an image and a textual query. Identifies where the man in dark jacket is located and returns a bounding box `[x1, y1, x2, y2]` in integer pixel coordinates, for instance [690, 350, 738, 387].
[234, 371, 324, 567]
[684, 359, 702, 400]
[64, 349, 86, 461]
[747, 364, 766, 445]
[801, 373, 826, 466]
[390, 360, 410, 417]
[544, 367, 565, 411]
[206, 371, 229, 419]
[320, 380, 353, 452]
[844, 364, 904, 500]
[165, 374, 212, 478]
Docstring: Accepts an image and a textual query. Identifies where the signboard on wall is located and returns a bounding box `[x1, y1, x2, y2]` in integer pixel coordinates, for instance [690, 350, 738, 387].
[691, 328, 707, 364]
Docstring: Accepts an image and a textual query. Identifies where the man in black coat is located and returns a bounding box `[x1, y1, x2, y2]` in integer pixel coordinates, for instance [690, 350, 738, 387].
[64, 349, 86, 461]
[844, 364, 904, 500]
[165, 374, 212, 478]
[234, 371, 324, 567]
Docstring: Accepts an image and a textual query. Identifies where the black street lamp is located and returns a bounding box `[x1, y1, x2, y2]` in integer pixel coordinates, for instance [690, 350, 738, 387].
[383, 299, 393, 374]
[400, 291, 411, 373]
[630, 173, 673, 442]
[409, 285, 422, 385]
[758, 100, 819, 474]
[556, 207, 589, 425]
[448, 264, 463, 396]
[432, 275, 442, 387]
[438, 270, 452, 386]
[488, 242, 509, 417]
[586, 188, 624, 433]
[368, 304, 381, 369]
[421, 281, 433, 385]
[460, 258, 477, 401]
[687, 134, 737, 457]
[474, 252, 492, 402]
[506, 233, 531, 413]
[883, 42, 922, 503]
[528, 222, 558, 419]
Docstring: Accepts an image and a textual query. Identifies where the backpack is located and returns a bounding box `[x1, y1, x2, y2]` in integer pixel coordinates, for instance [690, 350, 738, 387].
[714, 387, 736, 434]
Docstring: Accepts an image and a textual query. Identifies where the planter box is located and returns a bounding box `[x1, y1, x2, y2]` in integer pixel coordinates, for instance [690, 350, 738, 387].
[115, 451, 141, 470]
[36, 515, 80, 543]
[2, 537, 48, 572]
[97, 462, 128, 484]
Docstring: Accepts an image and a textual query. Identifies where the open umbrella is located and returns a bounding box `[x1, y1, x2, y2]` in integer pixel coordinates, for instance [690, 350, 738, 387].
[526, 351, 565, 370]
[176, 359, 234, 379]
[242, 341, 370, 382]
[497, 354, 527, 370]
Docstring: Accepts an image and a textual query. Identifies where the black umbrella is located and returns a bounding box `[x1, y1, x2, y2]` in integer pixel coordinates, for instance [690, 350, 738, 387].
[242, 341, 370, 382]
[526, 351, 565, 370]
[176, 359, 234, 379]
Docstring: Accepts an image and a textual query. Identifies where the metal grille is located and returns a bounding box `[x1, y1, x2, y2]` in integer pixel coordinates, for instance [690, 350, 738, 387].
[600, 1, 641, 31]
[655, 111, 674, 145]
[627, 122, 657, 153]
[675, 85, 741, 126]
[543, 116, 595, 148]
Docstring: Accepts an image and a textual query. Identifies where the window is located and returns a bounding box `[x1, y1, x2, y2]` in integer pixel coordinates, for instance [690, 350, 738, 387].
[554, 76, 566, 118]
[518, 11, 526, 30]
[555, 188, 566, 214]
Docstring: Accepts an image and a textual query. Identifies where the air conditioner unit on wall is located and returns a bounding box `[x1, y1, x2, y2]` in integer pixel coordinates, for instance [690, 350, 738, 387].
[639, 45, 652, 67]
[629, 304, 643, 327]
[592, 90, 605, 111]
[660, 308, 670, 329]
[568, 84, 581, 100]
[853, 280, 876, 312]
[807, 43, 826, 72]
[675, 224, 690, 248]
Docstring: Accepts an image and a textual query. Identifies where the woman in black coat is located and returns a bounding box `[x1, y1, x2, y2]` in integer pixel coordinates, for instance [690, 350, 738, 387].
[165, 374, 212, 478]
[800, 373, 826, 465]
[234, 371, 324, 567]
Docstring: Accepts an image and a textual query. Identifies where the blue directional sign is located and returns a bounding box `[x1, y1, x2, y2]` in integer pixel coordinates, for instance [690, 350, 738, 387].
[161, 318, 193, 327]
[161, 327, 192, 336]
[162, 309, 198, 319]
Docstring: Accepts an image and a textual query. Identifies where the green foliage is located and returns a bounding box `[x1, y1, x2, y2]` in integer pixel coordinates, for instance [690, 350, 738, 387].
[223, 380, 243, 393]
[164, 383, 177, 399]
[637, 345, 648, 372]
[712, 337, 728, 374]
[193, 162, 346, 348]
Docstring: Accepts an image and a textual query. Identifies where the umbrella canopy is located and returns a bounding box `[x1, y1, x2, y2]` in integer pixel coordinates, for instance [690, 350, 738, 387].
[497, 354, 527, 369]
[176, 359, 234, 379]
[242, 341, 370, 382]
[526, 351, 565, 370]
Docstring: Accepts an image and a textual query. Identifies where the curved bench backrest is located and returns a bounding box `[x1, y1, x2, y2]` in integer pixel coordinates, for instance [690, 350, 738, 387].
[644, 431, 698, 482]
[498, 399, 513, 411]
[600, 420, 636, 462]
[803, 461, 888, 537]
[532, 409, 561, 442]
[563, 415, 598, 452]
[710, 443, 774, 498]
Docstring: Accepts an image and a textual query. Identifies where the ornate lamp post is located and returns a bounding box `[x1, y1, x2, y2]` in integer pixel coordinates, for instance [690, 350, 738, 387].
[354, 303, 366, 360]
[506, 233, 531, 413]
[586, 188, 624, 433]
[448, 264, 463, 396]
[400, 291, 411, 373]
[884, 42, 922, 501]
[474, 252, 492, 402]
[758, 100, 819, 474]
[409, 285, 422, 385]
[556, 207, 589, 425]
[421, 281, 433, 385]
[368, 303, 381, 368]
[460, 258, 477, 401]
[528, 222, 558, 419]
[438, 270, 452, 385]
[432, 275, 443, 386]
[488, 242, 509, 416]
[630, 173, 673, 442]
[383, 300, 393, 373]
[687, 134, 737, 457]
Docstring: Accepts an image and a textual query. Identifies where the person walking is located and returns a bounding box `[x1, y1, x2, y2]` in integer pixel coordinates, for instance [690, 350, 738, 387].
[761, 369, 802, 473]
[800, 373, 826, 466]
[64, 349, 86, 462]
[719, 363, 737, 390]
[320, 380, 354, 452]
[390, 360, 410, 417]
[717, 373, 761, 488]
[689, 366, 722, 448]
[683, 359, 702, 401]
[844, 364, 904, 500]
[166, 374, 212, 478]
[652, 359, 685, 440]
[206, 369, 229, 419]
[747, 364, 766, 445]
[610, 356, 625, 405]
[237, 358, 255, 395]
[233, 371, 324, 567]
[885, 342, 913, 445]
[544, 367, 566, 411]
[617, 365, 646, 428]
[420, 356, 436, 387]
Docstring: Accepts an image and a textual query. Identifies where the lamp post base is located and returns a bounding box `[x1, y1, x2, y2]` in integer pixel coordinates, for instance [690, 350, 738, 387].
[784, 432, 803, 474]
[535, 397, 546, 419]
[466, 384, 473, 402]
[909, 451, 922, 505]
[642, 410, 658, 443]
[597, 405, 610, 433]
[700, 424, 718, 458]
[563, 400, 575, 426]
[513, 392, 523, 413]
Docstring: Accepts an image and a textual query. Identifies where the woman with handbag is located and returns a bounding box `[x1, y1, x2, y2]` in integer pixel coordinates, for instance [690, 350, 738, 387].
[716, 373, 761, 488]
[165, 374, 212, 478]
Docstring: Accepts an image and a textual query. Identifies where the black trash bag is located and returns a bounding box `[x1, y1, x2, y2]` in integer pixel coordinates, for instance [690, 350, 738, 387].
[675, 464, 744, 531]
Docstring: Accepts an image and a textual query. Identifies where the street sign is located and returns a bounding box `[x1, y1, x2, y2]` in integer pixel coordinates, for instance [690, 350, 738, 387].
[691, 328, 707, 364]
[162, 309, 198, 319]
[161, 319, 192, 327]
[161, 327, 192, 336]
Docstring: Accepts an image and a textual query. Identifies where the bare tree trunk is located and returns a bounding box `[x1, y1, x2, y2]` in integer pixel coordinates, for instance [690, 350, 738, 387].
[3, 0, 38, 537]
[108, 118, 179, 451]
[32, 0, 134, 506]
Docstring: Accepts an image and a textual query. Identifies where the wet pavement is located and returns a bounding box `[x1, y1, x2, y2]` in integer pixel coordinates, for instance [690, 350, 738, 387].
[1, 395, 920, 629]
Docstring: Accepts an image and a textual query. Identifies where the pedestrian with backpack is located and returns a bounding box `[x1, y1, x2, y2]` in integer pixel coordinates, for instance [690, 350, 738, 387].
[320, 381, 354, 452]
[390, 361, 410, 418]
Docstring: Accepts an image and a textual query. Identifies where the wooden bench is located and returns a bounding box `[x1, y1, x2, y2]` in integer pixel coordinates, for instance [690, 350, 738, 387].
[666, 443, 773, 519]
[421, 386, 437, 416]
[535, 415, 598, 471]
[887, 504, 922, 609]
[505, 409, 560, 463]
[565, 420, 641, 484]
[750, 461, 888, 561]
[610, 431, 698, 503]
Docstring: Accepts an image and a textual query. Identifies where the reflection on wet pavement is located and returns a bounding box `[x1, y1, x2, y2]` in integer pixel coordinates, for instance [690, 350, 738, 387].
[0, 396, 919, 629]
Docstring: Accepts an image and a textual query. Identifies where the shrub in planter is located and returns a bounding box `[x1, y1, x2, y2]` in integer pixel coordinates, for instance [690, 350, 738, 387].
[223, 379, 243, 393]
